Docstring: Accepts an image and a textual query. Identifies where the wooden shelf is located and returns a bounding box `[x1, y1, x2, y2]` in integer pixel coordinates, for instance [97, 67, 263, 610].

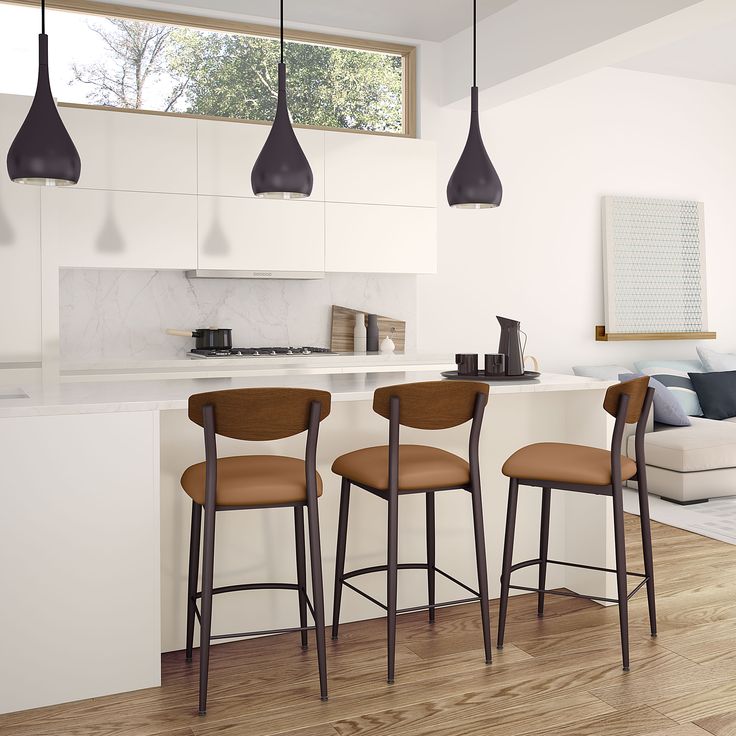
[595, 326, 717, 342]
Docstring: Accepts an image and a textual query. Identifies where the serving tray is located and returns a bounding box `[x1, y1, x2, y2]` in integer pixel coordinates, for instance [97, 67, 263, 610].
[441, 370, 541, 382]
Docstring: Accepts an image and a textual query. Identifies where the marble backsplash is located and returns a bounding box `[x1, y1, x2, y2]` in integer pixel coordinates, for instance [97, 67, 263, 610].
[59, 269, 417, 361]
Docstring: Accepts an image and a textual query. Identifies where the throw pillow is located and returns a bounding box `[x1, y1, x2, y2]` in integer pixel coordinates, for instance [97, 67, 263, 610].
[634, 360, 703, 417]
[697, 346, 736, 373]
[618, 373, 690, 426]
[689, 371, 736, 421]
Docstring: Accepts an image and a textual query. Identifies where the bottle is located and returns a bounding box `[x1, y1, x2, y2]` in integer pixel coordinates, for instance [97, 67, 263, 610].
[353, 312, 367, 352]
[367, 314, 379, 352]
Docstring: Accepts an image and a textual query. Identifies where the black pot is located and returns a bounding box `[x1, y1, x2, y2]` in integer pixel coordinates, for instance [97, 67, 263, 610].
[166, 328, 232, 350]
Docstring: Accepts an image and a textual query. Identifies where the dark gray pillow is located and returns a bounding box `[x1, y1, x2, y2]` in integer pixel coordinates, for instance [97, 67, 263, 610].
[689, 371, 736, 420]
[619, 373, 690, 426]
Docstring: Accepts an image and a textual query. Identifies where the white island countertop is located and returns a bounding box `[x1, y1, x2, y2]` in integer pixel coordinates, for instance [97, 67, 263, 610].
[0, 370, 610, 418]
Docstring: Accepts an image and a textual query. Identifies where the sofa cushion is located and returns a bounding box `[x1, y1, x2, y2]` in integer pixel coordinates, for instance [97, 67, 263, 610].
[627, 417, 736, 472]
[619, 372, 690, 427]
[634, 360, 703, 417]
[697, 346, 736, 372]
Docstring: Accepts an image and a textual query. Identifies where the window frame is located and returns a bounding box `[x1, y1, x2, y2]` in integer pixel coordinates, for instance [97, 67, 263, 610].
[6, 0, 417, 137]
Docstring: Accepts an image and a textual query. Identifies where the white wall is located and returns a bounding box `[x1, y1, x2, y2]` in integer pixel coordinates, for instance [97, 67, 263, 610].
[419, 67, 736, 372]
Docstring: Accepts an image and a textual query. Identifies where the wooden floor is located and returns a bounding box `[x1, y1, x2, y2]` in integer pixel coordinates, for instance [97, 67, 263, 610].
[5, 515, 736, 736]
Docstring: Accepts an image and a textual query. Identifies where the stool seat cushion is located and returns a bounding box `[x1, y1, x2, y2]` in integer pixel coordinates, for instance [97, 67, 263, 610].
[181, 455, 322, 507]
[502, 442, 637, 486]
[332, 444, 470, 491]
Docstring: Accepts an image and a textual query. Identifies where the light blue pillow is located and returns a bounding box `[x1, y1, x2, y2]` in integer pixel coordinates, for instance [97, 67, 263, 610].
[572, 365, 630, 380]
[697, 346, 736, 372]
[619, 373, 690, 426]
[634, 360, 703, 417]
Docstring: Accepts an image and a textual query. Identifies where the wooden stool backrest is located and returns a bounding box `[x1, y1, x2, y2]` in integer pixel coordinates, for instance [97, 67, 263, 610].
[373, 380, 489, 429]
[603, 376, 650, 424]
[188, 387, 332, 440]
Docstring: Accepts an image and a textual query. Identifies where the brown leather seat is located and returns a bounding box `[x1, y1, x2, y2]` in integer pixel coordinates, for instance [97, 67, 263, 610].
[502, 442, 637, 486]
[181, 455, 323, 507]
[332, 444, 470, 492]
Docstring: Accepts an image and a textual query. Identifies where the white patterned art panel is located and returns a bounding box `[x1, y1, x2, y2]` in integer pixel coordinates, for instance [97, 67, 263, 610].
[602, 196, 708, 334]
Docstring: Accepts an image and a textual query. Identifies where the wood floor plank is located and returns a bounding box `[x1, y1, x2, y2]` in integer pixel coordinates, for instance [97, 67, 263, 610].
[650, 681, 736, 724]
[522, 705, 675, 736]
[695, 709, 736, 736]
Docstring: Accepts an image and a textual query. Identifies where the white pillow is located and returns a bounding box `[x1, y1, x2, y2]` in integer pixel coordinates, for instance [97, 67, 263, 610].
[697, 346, 736, 372]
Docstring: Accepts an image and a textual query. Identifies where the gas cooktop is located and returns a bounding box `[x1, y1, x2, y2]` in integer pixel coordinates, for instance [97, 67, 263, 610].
[189, 346, 336, 358]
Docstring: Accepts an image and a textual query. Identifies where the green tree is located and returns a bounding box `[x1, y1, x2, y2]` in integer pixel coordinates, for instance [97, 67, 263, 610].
[167, 30, 403, 132]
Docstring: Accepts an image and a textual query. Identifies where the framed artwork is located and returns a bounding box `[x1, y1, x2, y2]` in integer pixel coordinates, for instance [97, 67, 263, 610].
[600, 196, 712, 340]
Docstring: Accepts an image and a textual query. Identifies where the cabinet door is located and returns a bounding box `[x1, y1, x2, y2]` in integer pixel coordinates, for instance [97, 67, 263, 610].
[43, 188, 197, 269]
[0, 94, 41, 362]
[197, 120, 325, 200]
[324, 133, 436, 207]
[325, 203, 436, 274]
[198, 196, 324, 272]
[60, 106, 197, 194]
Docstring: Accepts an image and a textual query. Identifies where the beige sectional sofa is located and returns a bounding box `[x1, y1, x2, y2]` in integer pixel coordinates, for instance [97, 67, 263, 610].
[626, 417, 736, 504]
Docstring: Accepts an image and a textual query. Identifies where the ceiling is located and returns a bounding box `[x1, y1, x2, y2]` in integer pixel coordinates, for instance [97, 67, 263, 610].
[116, 0, 517, 42]
[616, 20, 736, 86]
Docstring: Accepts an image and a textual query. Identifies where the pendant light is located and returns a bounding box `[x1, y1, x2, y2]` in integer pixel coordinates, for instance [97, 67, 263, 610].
[7, 0, 81, 186]
[251, 0, 313, 199]
[447, 0, 502, 209]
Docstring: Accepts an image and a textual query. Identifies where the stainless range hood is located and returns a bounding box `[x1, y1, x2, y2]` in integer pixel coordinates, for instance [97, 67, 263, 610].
[185, 270, 325, 280]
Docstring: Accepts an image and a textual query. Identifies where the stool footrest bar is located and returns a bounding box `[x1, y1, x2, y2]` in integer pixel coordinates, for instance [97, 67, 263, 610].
[508, 558, 646, 578]
[211, 624, 316, 641]
[194, 582, 302, 599]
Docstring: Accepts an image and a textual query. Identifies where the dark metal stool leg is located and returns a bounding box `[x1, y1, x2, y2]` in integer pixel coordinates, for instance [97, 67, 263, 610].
[426, 491, 436, 624]
[387, 487, 399, 684]
[470, 481, 492, 664]
[331, 477, 351, 640]
[294, 505, 308, 649]
[306, 496, 328, 700]
[497, 477, 519, 649]
[198, 506, 216, 715]
[612, 482, 630, 671]
[538, 488, 551, 618]
[186, 501, 202, 662]
[636, 476, 657, 636]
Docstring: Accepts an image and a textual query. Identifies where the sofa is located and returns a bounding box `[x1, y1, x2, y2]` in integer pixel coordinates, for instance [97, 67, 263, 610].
[574, 350, 736, 504]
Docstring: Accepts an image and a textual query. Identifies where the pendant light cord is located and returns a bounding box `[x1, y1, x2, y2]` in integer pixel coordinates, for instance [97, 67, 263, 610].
[280, 0, 284, 64]
[473, 0, 476, 87]
[41, 0, 45, 34]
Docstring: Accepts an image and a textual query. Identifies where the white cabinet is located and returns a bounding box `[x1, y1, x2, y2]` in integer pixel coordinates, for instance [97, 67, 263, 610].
[324, 133, 436, 207]
[325, 203, 437, 274]
[197, 120, 325, 200]
[0, 94, 41, 362]
[60, 106, 197, 194]
[43, 188, 197, 269]
[198, 196, 324, 272]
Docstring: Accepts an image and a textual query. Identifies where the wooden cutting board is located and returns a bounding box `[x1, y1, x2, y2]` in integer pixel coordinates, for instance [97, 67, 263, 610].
[330, 305, 406, 353]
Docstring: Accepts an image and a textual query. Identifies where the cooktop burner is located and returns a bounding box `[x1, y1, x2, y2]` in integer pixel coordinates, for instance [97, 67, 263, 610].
[189, 346, 336, 358]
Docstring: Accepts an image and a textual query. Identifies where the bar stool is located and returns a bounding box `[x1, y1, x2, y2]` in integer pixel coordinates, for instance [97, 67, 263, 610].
[497, 376, 656, 670]
[180, 387, 331, 714]
[331, 380, 492, 683]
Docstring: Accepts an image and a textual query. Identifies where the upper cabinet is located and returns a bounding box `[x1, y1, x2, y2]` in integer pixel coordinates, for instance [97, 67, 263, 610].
[197, 120, 325, 200]
[0, 95, 42, 362]
[198, 196, 324, 273]
[43, 188, 197, 270]
[60, 106, 197, 194]
[324, 133, 437, 208]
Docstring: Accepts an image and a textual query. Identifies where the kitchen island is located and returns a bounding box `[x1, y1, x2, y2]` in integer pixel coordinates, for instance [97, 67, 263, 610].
[0, 369, 614, 714]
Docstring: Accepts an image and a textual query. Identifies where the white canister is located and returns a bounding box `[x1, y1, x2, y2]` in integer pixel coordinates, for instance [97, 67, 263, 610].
[380, 335, 396, 353]
[353, 312, 367, 352]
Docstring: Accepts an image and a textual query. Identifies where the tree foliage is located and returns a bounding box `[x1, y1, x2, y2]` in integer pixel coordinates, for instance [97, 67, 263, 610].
[69, 18, 403, 132]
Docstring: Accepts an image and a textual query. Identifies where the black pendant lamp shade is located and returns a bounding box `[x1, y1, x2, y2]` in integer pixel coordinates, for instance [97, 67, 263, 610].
[7, 2, 81, 186]
[251, 1, 312, 199]
[447, 0, 502, 209]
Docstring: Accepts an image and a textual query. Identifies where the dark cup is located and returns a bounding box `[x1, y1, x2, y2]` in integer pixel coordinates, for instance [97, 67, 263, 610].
[455, 353, 478, 376]
[484, 353, 506, 376]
